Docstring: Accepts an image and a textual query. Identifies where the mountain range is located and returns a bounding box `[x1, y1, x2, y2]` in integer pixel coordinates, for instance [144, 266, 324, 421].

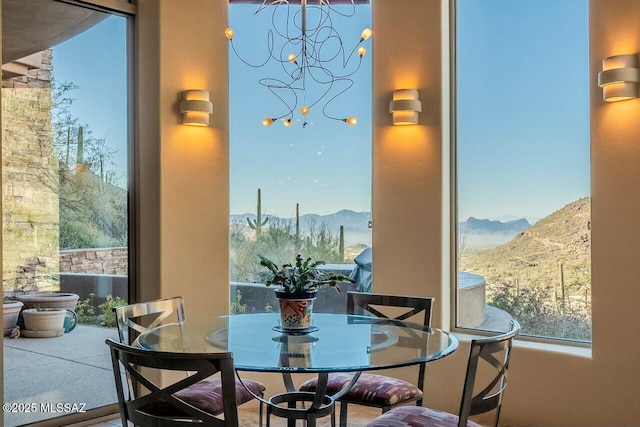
[231, 209, 372, 245]
[459, 216, 531, 250]
[459, 198, 591, 303]
[461, 217, 531, 235]
[232, 209, 539, 249]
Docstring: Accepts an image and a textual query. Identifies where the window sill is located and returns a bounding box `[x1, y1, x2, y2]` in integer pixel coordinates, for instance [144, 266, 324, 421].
[453, 332, 592, 359]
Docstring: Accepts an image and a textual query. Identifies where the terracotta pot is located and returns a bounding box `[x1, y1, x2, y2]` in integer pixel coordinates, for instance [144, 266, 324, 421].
[22, 308, 66, 331]
[15, 292, 79, 311]
[275, 290, 317, 330]
[3, 301, 24, 336]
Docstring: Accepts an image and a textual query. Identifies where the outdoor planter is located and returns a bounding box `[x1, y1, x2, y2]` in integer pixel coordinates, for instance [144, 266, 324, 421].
[3, 301, 24, 336]
[15, 292, 79, 311]
[22, 308, 66, 335]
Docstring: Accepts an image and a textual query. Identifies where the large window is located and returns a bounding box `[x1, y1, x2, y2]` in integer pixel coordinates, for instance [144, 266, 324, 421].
[229, 1, 372, 314]
[455, 0, 591, 341]
[2, 2, 131, 424]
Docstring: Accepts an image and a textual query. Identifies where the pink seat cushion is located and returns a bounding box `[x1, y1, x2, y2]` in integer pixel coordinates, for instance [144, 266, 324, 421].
[365, 406, 482, 427]
[174, 378, 265, 415]
[299, 373, 422, 406]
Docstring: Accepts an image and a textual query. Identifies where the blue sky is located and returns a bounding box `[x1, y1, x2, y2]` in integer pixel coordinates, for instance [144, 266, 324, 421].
[229, 3, 372, 217]
[457, 0, 590, 222]
[51, 1, 590, 223]
[51, 15, 128, 186]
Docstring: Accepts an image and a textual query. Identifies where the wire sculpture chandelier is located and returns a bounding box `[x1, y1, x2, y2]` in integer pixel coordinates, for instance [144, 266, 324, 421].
[226, 0, 371, 128]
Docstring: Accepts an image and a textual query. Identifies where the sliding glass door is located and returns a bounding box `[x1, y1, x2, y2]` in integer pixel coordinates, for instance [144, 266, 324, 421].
[2, 1, 132, 424]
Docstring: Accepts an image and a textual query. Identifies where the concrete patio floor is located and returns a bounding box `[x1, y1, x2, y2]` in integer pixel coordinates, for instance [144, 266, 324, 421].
[3, 324, 119, 426]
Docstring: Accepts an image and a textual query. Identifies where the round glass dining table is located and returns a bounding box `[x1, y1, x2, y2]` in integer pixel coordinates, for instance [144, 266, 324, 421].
[138, 312, 458, 427]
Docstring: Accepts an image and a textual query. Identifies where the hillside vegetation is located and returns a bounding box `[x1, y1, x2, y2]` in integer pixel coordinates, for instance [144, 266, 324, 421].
[460, 198, 591, 340]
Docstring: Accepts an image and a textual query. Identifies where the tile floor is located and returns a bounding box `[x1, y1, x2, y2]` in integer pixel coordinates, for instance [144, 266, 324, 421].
[85, 405, 381, 426]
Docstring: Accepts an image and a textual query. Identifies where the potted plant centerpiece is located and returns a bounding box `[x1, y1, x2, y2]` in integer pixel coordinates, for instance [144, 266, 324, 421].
[259, 254, 353, 331]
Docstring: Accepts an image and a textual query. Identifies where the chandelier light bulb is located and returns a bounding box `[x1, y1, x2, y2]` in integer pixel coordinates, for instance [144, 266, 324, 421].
[283, 118, 292, 127]
[344, 117, 357, 126]
[225, 28, 234, 40]
[300, 106, 310, 116]
[360, 28, 372, 41]
[262, 117, 275, 127]
[288, 53, 298, 65]
[358, 47, 367, 58]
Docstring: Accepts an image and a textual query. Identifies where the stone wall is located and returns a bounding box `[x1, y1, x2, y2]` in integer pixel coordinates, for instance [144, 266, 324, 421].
[2, 50, 52, 89]
[2, 50, 60, 293]
[58, 247, 128, 275]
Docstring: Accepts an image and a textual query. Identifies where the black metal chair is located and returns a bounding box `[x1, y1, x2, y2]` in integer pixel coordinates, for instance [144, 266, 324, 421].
[299, 291, 434, 427]
[106, 337, 240, 426]
[113, 297, 265, 425]
[365, 320, 521, 427]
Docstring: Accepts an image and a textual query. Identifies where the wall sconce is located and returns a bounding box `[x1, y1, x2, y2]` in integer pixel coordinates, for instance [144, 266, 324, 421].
[389, 89, 422, 125]
[598, 54, 640, 102]
[180, 90, 213, 126]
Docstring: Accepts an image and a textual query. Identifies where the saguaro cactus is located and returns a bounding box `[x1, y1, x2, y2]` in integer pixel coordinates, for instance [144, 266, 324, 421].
[76, 126, 84, 165]
[295, 203, 301, 250]
[75, 126, 86, 173]
[339, 225, 345, 262]
[65, 127, 71, 168]
[247, 188, 268, 235]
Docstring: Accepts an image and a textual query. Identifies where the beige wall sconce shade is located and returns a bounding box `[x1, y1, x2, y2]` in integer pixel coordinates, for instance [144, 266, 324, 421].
[598, 54, 640, 102]
[180, 90, 213, 126]
[389, 89, 422, 125]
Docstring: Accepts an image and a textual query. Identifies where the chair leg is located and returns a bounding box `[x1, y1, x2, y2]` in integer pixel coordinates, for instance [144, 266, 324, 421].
[259, 400, 263, 427]
[339, 402, 348, 427]
[266, 405, 271, 427]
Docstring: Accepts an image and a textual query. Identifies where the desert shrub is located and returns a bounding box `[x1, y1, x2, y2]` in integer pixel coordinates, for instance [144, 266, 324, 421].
[489, 284, 591, 341]
[231, 219, 342, 283]
[98, 294, 127, 327]
[75, 293, 97, 324]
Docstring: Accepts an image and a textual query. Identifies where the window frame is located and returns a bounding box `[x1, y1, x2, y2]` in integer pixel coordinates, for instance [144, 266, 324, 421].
[0, 1, 138, 425]
[448, 0, 591, 347]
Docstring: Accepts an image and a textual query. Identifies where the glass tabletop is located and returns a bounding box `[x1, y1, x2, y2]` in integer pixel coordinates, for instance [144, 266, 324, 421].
[138, 312, 458, 373]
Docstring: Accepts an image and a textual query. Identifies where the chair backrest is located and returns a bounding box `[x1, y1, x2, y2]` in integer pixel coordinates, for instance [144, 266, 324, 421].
[458, 319, 521, 427]
[347, 291, 433, 329]
[347, 291, 434, 391]
[106, 338, 239, 427]
[114, 296, 186, 345]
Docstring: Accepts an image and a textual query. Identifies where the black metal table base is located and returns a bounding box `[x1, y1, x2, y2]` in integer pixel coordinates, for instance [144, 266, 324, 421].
[266, 391, 335, 427]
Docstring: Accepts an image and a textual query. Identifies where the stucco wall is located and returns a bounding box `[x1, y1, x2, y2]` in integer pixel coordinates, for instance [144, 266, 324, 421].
[137, 0, 229, 320]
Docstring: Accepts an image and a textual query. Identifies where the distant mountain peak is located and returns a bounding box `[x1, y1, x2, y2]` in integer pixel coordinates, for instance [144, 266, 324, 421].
[461, 217, 530, 234]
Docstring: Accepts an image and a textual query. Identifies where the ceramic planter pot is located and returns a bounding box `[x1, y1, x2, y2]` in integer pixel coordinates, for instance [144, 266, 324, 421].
[275, 290, 317, 330]
[3, 301, 24, 336]
[15, 292, 79, 311]
[22, 308, 66, 332]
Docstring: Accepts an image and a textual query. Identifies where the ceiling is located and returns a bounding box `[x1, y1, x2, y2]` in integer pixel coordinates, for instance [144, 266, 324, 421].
[2, 0, 107, 65]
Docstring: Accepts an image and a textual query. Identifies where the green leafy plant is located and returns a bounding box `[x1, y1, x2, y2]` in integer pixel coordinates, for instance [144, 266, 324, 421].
[98, 294, 127, 327]
[75, 293, 97, 324]
[230, 289, 247, 314]
[258, 254, 353, 295]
